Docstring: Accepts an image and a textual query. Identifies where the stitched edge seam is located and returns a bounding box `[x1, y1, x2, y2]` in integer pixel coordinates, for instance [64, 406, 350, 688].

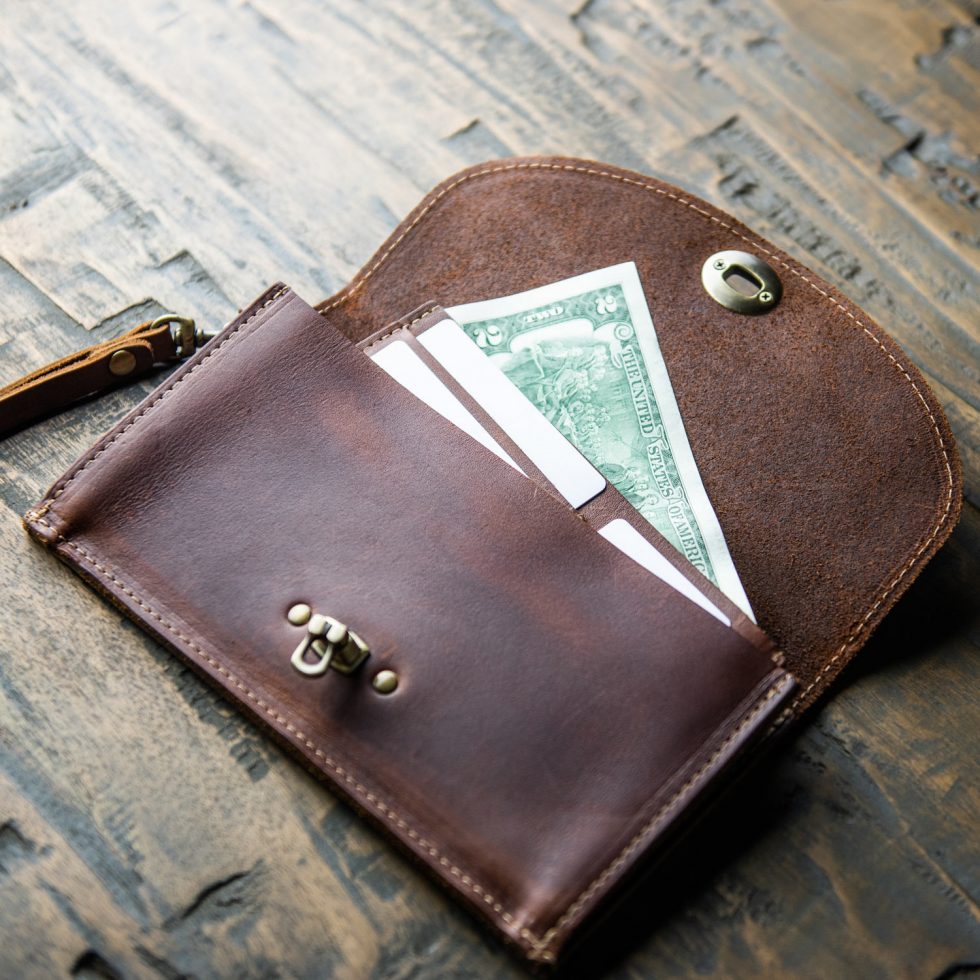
[28, 533, 524, 929]
[361, 306, 439, 354]
[318, 161, 955, 712]
[23, 517, 793, 962]
[27, 288, 289, 522]
[26, 162, 955, 960]
[527, 673, 792, 959]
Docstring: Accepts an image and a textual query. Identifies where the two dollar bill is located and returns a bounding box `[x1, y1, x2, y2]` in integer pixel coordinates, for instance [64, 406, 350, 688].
[444, 263, 753, 619]
[369, 261, 752, 620]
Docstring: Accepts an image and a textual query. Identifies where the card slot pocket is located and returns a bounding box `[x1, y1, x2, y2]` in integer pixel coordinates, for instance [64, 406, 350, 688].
[363, 306, 772, 652]
[30, 286, 795, 963]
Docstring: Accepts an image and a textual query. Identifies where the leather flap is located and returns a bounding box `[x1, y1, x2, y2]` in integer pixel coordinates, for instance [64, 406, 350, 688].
[317, 157, 961, 711]
[21, 157, 961, 964]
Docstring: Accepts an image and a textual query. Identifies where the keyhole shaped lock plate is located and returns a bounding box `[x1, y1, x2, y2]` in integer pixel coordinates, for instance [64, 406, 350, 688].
[701, 250, 782, 314]
[287, 604, 370, 677]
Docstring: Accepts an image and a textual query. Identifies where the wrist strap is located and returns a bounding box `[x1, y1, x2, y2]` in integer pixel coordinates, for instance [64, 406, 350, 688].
[0, 314, 213, 439]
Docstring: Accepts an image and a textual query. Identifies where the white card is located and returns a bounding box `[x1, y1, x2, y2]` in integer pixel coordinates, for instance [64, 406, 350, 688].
[598, 519, 731, 626]
[370, 340, 523, 473]
[417, 317, 606, 510]
[369, 327, 728, 626]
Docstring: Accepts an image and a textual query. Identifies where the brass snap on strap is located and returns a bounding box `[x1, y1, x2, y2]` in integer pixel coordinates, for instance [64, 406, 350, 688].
[108, 349, 137, 376]
[701, 250, 782, 314]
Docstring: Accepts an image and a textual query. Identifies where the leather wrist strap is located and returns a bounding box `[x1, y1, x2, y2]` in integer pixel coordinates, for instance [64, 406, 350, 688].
[0, 315, 211, 439]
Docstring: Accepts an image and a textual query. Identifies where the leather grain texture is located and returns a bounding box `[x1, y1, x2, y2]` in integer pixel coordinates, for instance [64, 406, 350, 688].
[361, 308, 773, 651]
[24, 284, 793, 963]
[317, 158, 962, 711]
[0, 317, 180, 438]
[22, 157, 960, 964]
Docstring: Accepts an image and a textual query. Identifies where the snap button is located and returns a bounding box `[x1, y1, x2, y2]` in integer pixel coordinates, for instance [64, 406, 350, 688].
[108, 349, 137, 376]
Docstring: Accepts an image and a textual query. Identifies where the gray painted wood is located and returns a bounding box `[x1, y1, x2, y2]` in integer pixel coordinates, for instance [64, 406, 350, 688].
[0, 1, 977, 977]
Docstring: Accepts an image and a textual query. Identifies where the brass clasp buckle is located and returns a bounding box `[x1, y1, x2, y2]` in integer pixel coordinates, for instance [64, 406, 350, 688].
[287, 605, 370, 677]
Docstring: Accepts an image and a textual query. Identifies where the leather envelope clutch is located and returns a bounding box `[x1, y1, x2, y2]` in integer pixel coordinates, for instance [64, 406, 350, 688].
[20, 157, 960, 966]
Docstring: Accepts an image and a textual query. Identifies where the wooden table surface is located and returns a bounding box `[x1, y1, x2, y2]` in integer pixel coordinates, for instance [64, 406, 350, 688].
[1, 1, 977, 977]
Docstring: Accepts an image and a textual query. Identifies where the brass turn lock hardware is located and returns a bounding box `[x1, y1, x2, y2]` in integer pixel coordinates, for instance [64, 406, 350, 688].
[287, 603, 370, 677]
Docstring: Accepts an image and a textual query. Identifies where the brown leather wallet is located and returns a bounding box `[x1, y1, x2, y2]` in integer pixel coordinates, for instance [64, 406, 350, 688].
[17, 158, 960, 966]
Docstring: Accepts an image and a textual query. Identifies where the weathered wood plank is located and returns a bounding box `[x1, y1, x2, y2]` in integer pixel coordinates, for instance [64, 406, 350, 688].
[0, 0, 977, 976]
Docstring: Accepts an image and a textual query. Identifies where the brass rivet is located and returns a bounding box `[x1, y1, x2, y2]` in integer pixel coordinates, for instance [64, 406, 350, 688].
[287, 603, 312, 626]
[372, 669, 398, 694]
[326, 621, 349, 645]
[108, 349, 137, 376]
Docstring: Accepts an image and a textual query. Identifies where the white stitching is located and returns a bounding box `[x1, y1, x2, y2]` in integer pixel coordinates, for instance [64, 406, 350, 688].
[525, 675, 793, 960]
[320, 161, 954, 716]
[361, 305, 439, 354]
[27, 161, 956, 959]
[31, 288, 289, 521]
[44, 534, 788, 958]
[58, 540, 526, 922]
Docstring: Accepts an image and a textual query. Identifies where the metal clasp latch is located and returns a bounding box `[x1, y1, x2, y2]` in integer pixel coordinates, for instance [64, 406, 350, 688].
[701, 250, 782, 314]
[287, 604, 370, 677]
[148, 314, 219, 359]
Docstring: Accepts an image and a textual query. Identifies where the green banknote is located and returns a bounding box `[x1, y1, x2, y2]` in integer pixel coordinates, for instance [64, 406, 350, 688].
[446, 262, 753, 619]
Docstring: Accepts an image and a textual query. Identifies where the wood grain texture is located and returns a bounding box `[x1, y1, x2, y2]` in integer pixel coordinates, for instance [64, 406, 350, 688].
[0, 1, 977, 977]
